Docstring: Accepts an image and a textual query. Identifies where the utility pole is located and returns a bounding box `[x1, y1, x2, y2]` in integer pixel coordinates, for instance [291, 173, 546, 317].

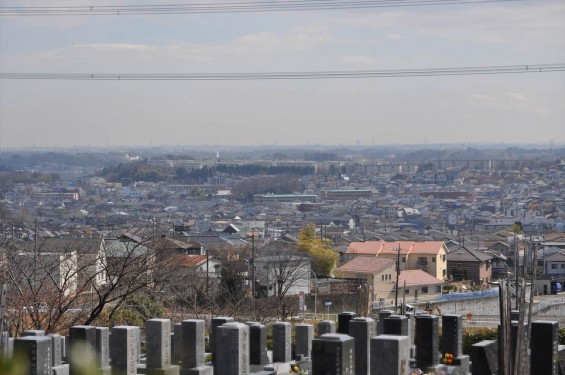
[251, 231, 256, 303]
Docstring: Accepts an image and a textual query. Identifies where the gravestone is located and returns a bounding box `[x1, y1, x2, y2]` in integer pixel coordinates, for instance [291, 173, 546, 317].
[14, 336, 52, 375]
[95, 327, 111, 375]
[69, 325, 96, 375]
[22, 330, 46, 337]
[377, 310, 394, 335]
[311, 334, 355, 375]
[180, 319, 211, 375]
[383, 315, 409, 336]
[317, 321, 336, 336]
[405, 312, 415, 345]
[442, 315, 462, 357]
[210, 317, 234, 365]
[272, 321, 292, 363]
[558, 345, 565, 375]
[172, 323, 182, 365]
[146, 319, 179, 375]
[295, 324, 314, 359]
[110, 326, 139, 375]
[470, 340, 498, 375]
[415, 314, 439, 371]
[349, 317, 375, 375]
[370, 335, 409, 375]
[337, 312, 356, 334]
[47, 333, 63, 366]
[215, 323, 249, 375]
[133, 326, 142, 363]
[531, 320, 559, 375]
[248, 323, 269, 366]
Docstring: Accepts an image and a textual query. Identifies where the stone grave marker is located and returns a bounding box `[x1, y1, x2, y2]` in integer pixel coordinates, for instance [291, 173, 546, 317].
[14, 336, 52, 375]
[531, 320, 559, 375]
[383, 315, 409, 336]
[210, 317, 234, 365]
[110, 326, 139, 375]
[470, 340, 498, 375]
[95, 327, 111, 375]
[377, 310, 394, 335]
[272, 321, 292, 363]
[317, 321, 336, 336]
[415, 314, 439, 371]
[146, 318, 179, 375]
[295, 324, 314, 360]
[370, 335, 409, 375]
[215, 323, 249, 375]
[69, 325, 96, 375]
[311, 334, 355, 375]
[248, 323, 269, 366]
[349, 317, 375, 375]
[337, 312, 356, 334]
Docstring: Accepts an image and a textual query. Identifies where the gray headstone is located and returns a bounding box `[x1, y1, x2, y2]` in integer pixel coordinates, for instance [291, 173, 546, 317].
[48, 333, 63, 367]
[317, 321, 336, 336]
[415, 314, 439, 371]
[110, 326, 138, 375]
[470, 340, 498, 375]
[248, 323, 269, 366]
[215, 323, 249, 375]
[95, 327, 110, 369]
[133, 326, 142, 363]
[146, 319, 174, 371]
[383, 315, 409, 336]
[210, 317, 234, 364]
[557, 345, 565, 375]
[312, 334, 355, 375]
[377, 310, 394, 335]
[404, 312, 415, 345]
[14, 336, 52, 375]
[337, 312, 356, 334]
[370, 335, 410, 375]
[272, 321, 292, 363]
[295, 324, 314, 359]
[442, 315, 463, 357]
[68, 326, 96, 375]
[349, 317, 375, 375]
[22, 330, 46, 337]
[531, 320, 559, 375]
[181, 320, 206, 370]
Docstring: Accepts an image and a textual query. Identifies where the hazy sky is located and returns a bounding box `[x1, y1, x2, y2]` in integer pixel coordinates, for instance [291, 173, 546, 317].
[1, 0, 564, 149]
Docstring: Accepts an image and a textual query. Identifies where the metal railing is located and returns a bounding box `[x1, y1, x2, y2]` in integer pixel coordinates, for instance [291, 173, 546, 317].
[530, 297, 565, 315]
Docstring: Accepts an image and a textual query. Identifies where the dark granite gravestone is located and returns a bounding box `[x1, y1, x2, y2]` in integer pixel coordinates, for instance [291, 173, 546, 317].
[377, 310, 394, 335]
[146, 319, 179, 375]
[69, 325, 96, 375]
[272, 321, 292, 363]
[312, 334, 355, 375]
[415, 314, 439, 371]
[248, 323, 269, 366]
[210, 317, 234, 365]
[215, 323, 249, 375]
[337, 312, 357, 334]
[317, 321, 336, 336]
[370, 335, 410, 375]
[383, 315, 409, 336]
[110, 326, 138, 375]
[442, 315, 463, 357]
[95, 327, 111, 375]
[531, 320, 559, 375]
[14, 336, 52, 375]
[295, 324, 314, 359]
[349, 317, 375, 375]
[470, 340, 498, 375]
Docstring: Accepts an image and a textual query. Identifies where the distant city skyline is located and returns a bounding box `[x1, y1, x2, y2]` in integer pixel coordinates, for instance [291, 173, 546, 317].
[1, 0, 564, 149]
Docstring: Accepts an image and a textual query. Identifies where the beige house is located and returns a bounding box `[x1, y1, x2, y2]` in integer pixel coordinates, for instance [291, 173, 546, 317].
[344, 240, 448, 281]
[334, 257, 396, 307]
[398, 269, 443, 303]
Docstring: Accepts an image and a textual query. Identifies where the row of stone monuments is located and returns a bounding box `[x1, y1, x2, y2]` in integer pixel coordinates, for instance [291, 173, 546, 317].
[2, 310, 563, 375]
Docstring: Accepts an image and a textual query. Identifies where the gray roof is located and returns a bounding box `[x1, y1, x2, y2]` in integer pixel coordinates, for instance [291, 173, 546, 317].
[447, 246, 493, 263]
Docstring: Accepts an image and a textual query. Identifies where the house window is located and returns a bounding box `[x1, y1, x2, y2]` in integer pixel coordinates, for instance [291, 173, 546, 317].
[436, 286, 442, 293]
[402, 257, 406, 263]
[561, 264, 565, 269]
[422, 287, 428, 293]
[405, 289, 410, 294]
[552, 264, 558, 269]
[443, 269, 447, 276]
[382, 275, 384, 281]
[418, 257, 428, 265]
[432, 257, 436, 263]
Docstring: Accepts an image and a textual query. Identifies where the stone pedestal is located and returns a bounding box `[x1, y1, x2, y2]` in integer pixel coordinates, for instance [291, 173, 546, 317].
[317, 321, 336, 336]
[370, 335, 409, 375]
[312, 334, 355, 375]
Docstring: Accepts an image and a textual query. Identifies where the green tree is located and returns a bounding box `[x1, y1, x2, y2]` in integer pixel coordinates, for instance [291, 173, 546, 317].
[297, 224, 338, 277]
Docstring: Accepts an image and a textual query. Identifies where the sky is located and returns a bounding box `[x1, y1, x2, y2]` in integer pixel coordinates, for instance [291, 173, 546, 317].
[0, 0, 564, 149]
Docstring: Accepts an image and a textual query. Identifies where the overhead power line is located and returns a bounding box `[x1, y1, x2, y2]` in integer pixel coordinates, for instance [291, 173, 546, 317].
[1, 64, 563, 81]
[0, 0, 527, 16]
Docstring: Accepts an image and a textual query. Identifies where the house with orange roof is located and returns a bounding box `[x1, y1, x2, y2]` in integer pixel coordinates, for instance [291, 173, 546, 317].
[398, 269, 443, 303]
[344, 240, 448, 281]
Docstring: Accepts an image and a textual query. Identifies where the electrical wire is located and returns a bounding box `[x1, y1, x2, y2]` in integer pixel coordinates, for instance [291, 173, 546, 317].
[0, 0, 527, 16]
[1, 64, 563, 81]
